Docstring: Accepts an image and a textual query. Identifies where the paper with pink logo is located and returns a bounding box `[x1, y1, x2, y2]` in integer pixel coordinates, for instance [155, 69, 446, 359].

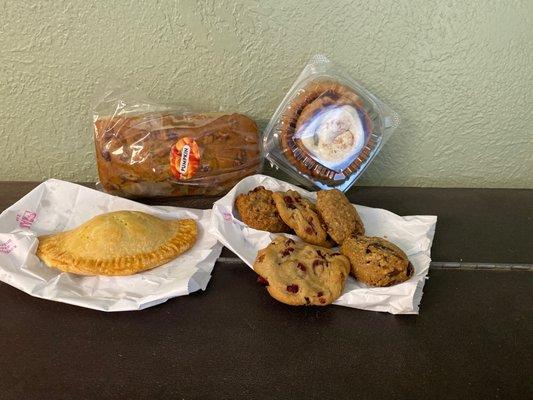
[210, 175, 437, 314]
[0, 179, 222, 311]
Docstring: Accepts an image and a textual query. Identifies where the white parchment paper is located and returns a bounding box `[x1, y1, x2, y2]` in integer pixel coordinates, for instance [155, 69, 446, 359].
[210, 175, 437, 314]
[0, 179, 223, 311]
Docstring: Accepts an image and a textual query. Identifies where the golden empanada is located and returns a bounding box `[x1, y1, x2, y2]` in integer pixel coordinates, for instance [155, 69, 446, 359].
[36, 211, 197, 276]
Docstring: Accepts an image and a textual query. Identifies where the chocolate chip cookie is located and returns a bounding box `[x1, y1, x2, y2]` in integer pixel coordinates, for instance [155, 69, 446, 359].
[272, 190, 331, 247]
[340, 236, 414, 287]
[316, 189, 365, 245]
[235, 186, 290, 233]
[253, 236, 350, 306]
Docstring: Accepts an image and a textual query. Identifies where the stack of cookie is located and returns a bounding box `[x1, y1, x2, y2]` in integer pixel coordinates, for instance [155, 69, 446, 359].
[235, 187, 413, 306]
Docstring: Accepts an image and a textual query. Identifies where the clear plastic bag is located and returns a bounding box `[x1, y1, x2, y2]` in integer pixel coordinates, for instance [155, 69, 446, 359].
[93, 89, 262, 198]
[263, 55, 400, 191]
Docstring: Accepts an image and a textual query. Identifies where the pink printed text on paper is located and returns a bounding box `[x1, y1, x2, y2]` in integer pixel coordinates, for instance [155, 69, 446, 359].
[0, 239, 16, 254]
[218, 205, 233, 222]
[223, 211, 233, 222]
[16, 210, 37, 229]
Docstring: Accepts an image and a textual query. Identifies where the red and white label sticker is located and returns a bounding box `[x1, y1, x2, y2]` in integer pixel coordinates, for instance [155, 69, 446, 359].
[170, 138, 200, 180]
[179, 144, 191, 175]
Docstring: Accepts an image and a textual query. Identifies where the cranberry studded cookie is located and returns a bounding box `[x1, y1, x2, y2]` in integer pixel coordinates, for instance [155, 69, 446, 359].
[316, 189, 365, 245]
[253, 236, 350, 306]
[235, 186, 290, 233]
[340, 236, 414, 287]
[272, 190, 331, 247]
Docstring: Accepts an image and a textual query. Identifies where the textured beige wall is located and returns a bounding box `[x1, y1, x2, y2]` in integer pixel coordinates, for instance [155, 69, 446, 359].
[0, 0, 532, 187]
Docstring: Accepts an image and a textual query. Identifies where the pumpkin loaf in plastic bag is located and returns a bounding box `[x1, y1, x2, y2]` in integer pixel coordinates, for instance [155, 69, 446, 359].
[93, 90, 261, 198]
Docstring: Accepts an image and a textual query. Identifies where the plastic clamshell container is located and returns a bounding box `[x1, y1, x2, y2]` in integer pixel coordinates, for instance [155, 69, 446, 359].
[263, 55, 400, 191]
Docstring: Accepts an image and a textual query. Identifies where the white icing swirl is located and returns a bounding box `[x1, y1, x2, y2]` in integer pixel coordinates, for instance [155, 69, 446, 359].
[296, 105, 365, 171]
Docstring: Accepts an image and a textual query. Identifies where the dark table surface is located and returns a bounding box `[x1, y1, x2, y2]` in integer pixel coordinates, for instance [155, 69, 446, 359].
[0, 182, 532, 400]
